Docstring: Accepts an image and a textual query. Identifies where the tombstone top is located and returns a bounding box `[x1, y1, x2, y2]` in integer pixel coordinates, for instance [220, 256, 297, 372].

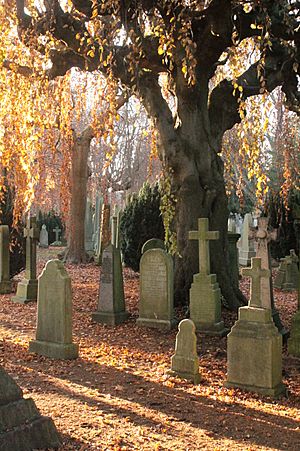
[142, 238, 165, 254]
[242, 257, 270, 308]
[188, 218, 219, 275]
[41, 224, 47, 230]
[249, 217, 277, 243]
[24, 216, 39, 240]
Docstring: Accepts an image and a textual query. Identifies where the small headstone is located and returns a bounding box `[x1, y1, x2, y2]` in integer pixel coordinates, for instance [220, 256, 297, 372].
[239, 213, 256, 266]
[137, 248, 175, 330]
[273, 258, 288, 288]
[13, 216, 39, 304]
[283, 250, 299, 291]
[51, 226, 62, 246]
[0, 225, 12, 294]
[0, 365, 60, 449]
[170, 319, 201, 384]
[188, 218, 227, 335]
[29, 259, 78, 359]
[92, 244, 129, 325]
[85, 197, 94, 252]
[39, 224, 49, 248]
[141, 238, 165, 254]
[226, 257, 286, 397]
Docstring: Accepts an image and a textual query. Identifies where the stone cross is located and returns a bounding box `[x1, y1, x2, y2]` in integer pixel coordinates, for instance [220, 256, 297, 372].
[242, 257, 270, 308]
[24, 216, 39, 280]
[53, 227, 61, 242]
[249, 217, 277, 309]
[188, 218, 219, 275]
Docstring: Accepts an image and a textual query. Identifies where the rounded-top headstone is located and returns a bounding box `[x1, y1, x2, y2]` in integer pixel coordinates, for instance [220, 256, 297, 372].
[141, 238, 165, 255]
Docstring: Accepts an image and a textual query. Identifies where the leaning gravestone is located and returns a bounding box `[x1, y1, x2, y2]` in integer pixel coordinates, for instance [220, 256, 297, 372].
[239, 213, 256, 266]
[137, 248, 175, 330]
[39, 224, 49, 248]
[226, 257, 286, 397]
[170, 319, 201, 384]
[29, 259, 78, 359]
[141, 238, 165, 254]
[0, 365, 60, 450]
[0, 225, 12, 294]
[13, 216, 39, 304]
[92, 244, 129, 325]
[188, 218, 227, 335]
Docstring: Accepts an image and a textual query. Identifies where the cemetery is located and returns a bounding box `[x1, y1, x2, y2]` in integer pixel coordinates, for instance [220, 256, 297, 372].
[0, 1, 300, 450]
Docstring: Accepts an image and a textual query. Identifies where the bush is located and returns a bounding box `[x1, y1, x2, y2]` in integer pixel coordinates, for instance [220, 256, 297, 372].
[120, 183, 164, 271]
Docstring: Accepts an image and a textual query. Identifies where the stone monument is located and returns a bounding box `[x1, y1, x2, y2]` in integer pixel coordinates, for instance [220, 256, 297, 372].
[0, 365, 60, 450]
[29, 259, 78, 359]
[239, 213, 256, 266]
[13, 216, 39, 304]
[137, 248, 175, 330]
[188, 218, 227, 335]
[170, 319, 201, 384]
[92, 244, 129, 325]
[95, 204, 111, 265]
[273, 258, 288, 288]
[39, 224, 49, 248]
[283, 250, 299, 291]
[0, 225, 12, 294]
[51, 226, 62, 246]
[226, 257, 286, 397]
[141, 238, 165, 254]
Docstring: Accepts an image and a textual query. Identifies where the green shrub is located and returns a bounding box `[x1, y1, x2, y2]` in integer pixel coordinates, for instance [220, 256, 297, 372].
[120, 183, 164, 271]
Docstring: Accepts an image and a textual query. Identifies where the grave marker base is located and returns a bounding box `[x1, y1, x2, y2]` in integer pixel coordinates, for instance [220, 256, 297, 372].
[225, 381, 287, 397]
[0, 280, 12, 294]
[136, 317, 176, 331]
[29, 340, 78, 360]
[92, 310, 129, 326]
[12, 279, 37, 304]
[168, 368, 201, 384]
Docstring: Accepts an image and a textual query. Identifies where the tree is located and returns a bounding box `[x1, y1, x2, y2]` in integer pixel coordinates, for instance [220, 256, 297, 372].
[5, 0, 300, 308]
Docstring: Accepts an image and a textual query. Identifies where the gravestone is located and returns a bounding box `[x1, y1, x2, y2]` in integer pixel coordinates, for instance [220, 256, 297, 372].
[51, 226, 62, 246]
[95, 204, 111, 265]
[227, 232, 240, 290]
[188, 218, 227, 335]
[137, 248, 175, 330]
[288, 310, 300, 357]
[226, 257, 286, 397]
[0, 365, 60, 450]
[273, 258, 288, 288]
[13, 216, 39, 304]
[239, 213, 256, 266]
[29, 259, 78, 359]
[283, 250, 299, 291]
[0, 225, 12, 294]
[92, 244, 129, 325]
[228, 217, 237, 233]
[39, 224, 49, 248]
[141, 238, 165, 254]
[170, 319, 201, 384]
[85, 197, 94, 252]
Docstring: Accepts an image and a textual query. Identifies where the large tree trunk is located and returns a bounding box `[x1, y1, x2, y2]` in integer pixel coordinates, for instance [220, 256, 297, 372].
[63, 127, 93, 264]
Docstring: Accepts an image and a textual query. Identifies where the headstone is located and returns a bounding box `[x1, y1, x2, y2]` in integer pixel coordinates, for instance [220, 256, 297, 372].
[39, 224, 49, 248]
[13, 216, 39, 304]
[29, 259, 78, 359]
[239, 213, 256, 266]
[273, 258, 288, 288]
[92, 244, 129, 325]
[188, 218, 227, 335]
[227, 232, 240, 290]
[0, 225, 12, 294]
[51, 226, 62, 246]
[141, 238, 165, 254]
[137, 248, 175, 330]
[228, 217, 236, 233]
[226, 257, 286, 397]
[288, 310, 300, 357]
[84, 197, 94, 252]
[0, 365, 60, 450]
[283, 250, 299, 291]
[95, 204, 111, 265]
[170, 319, 201, 384]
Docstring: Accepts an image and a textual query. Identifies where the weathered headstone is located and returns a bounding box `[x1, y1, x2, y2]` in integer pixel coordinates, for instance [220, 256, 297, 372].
[170, 319, 201, 384]
[226, 258, 286, 397]
[13, 216, 39, 304]
[39, 224, 49, 248]
[283, 250, 299, 291]
[29, 259, 78, 359]
[0, 225, 12, 294]
[0, 365, 60, 450]
[92, 244, 129, 325]
[239, 213, 256, 266]
[51, 226, 62, 246]
[141, 238, 165, 254]
[137, 248, 175, 330]
[85, 197, 94, 252]
[288, 311, 300, 357]
[95, 204, 111, 265]
[188, 218, 227, 335]
[273, 258, 288, 288]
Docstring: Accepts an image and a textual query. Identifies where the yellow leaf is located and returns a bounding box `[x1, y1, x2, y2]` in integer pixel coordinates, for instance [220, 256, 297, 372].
[158, 46, 164, 56]
[182, 65, 187, 75]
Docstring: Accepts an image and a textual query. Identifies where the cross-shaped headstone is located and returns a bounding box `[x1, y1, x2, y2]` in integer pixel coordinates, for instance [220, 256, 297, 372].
[188, 218, 219, 275]
[249, 217, 277, 309]
[53, 227, 61, 242]
[242, 257, 270, 308]
[24, 216, 39, 280]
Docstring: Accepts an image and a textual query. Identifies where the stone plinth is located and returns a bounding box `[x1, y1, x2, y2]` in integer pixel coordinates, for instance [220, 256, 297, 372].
[288, 311, 300, 357]
[170, 319, 201, 384]
[12, 279, 38, 304]
[190, 272, 227, 335]
[29, 260, 78, 360]
[92, 244, 129, 325]
[226, 306, 286, 397]
[0, 225, 12, 294]
[137, 248, 175, 330]
[0, 366, 60, 450]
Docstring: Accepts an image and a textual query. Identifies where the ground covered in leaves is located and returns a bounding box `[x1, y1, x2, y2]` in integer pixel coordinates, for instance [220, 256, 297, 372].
[0, 247, 299, 450]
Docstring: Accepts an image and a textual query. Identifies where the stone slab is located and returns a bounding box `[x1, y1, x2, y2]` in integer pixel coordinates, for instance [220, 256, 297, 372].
[29, 340, 78, 360]
[225, 381, 287, 397]
[136, 318, 176, 331]
[12, 279, 38, 304]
